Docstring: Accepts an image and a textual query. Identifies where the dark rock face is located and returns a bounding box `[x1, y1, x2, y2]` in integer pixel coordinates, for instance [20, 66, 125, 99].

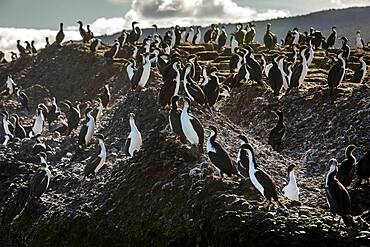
[0, 41, 369, 247]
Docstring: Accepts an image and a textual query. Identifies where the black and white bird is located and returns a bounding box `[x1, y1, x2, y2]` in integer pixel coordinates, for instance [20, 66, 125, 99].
[62, 100, 80, 135]
[305, 38, 314, 66]
[83, 134, 107, 179]
[131, 53, 151, 89]
[207, 126, 239, 177]
[217, 26, 227, 50]
[193, 26, 202, 44]
[87, 25, 94, 40]
[202, 67, 220, 108]
[355, 31, 365, 51]
[16, 88, 30, 111]
[327, 51, 346, 95]
[186, 27, 195, 43]
[337, 145, 356, 188]
[183, 63, 208, 107]
[169, 96, 186, 143]
[180, 97, 204, 153]
[264, 23, 277, 50]
[239, 143, 283, 207]
[282, 165, 299, 201]
[16, 40, 27, 55]
[104, 40, 120, 62]
[32, 134, 51, 155]
[1, 111, 14, 136]
[351, 55, 367, 83]
[340, 37, 350, 60]
[355, 150, 370, 187]
[325, 158, 355, 227]
[245, 46, 264, 85]
[29, 152, 51, 198]
[268, 54, 284, 96]
[158, 61, 181, 108]
[126, 59, 137, 82]
[29, 107, 45, 138]
[46, 97, 61, 128]
[268, 110, 285, 151]
[90, 38, 102, 53]
[287, 46, 308, 93]
[1, 133, 13, 146]
[124, 113, 142, 158]
[127, 21, 141, 44]
[100, 85, 111, 108]
[11, 114, 26, 139]
[3, 75, 15, 96]
[55, 23, 65, 45]
[78, 107, 95, 146]
[326, 26, 337, 50]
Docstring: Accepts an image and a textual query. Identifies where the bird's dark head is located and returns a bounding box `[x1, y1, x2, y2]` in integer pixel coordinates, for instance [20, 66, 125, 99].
[238, 135, 249, 145]
[332, 26, 336, 30]
[85, 107, 93, 114]
[152, 24, 157, 28]
[267, 23, 271, 27]
[299, 45, 308, 52]
[293, 27, 298, 31]
[341, 36, 348, 42]
[11, 113, 19, 121]
[287, 164, 296, 174]
[77, 21, 83, 25]
[60, 23, 63, 27]
[171, 95, 180, 105]
[209, 67, 218, 75]
[209, 125, 217, 135]
[346, 144, 356, 154]
[273, 110, 283, 118]
[94, 133, 104, 140]
[132, 21, 139, 25]
[358, 54, 364, 60]
[17, 40, 21, 43]
[240, 143, 254, 154]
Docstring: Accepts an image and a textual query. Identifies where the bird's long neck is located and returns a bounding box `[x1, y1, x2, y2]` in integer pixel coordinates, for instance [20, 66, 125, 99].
[129, 118, 139, 132]
[289, 171, 297, 185]
[345, 149, 355, 163]
[209, 130, 217, 143]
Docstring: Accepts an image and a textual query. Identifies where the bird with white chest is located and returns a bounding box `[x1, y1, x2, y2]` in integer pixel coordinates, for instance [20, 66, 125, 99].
[124, 113, 142, 158]
[282, 165, 299, 201]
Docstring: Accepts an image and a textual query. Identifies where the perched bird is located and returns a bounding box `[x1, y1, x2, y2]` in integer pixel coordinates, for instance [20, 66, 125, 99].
[3, 75, 16, 96]
[104, 40, 120, 62]
[46, 97, 61, 128]
[100, 85, 111, 108]
[202, 67, 220, 108]
[1, 111, 14, 136]
[245, 46, 264, 85]
[355, 150, 370, 187]
[217, 26, 227, 50]
[124, 113, 142, 158]
[169, 96, 186, 143]
[268, 110, 285, 150]
[326, 26, 337, 50]
[78, 107, 95, 146]
[90, 38, 102, 53]
[32, 134, 51, 155]
[29, 152, 51, 198]
[351, 55, 367, 83]
[127, 21, 141, 44]
[55, 23, 65, 45]
[16, 40, 27, 55]
[158, 61, 181, 108]
[325, 159, 355, 227]
[193, 26, 202, 44]
[31, 41, 37, 54]
[62, 100, 80, 135]
[341, 37, 350, 60]
[16, 88, 30, 111]
[11, 114, 26, 139]
[207, 126, 239, 177]
[337, 145, 356, 188]
[239, 143, 283, 207]
[183, 63, 208, 107]
[235, 23, 247, 45]
[180, 97, 204, 153]
[186, 27, 195, 43]
[282, 165, 299, 201]
[244, 23, 256, 45]
[77, 21, 90, 43]
[83, 134, 107, 179]
[29, 107, 45, 138]
[131, 53, 151, 89]
[327, 51, 346, 95]
[45, 37, 50, 48]
[125, 59, 137, 82]
[287, 46, 308, 93]
[355, 31, 365, 51]
[268, 54, 284, 96]
[264, 23, 277, 50]
[87, 25, 94, 40]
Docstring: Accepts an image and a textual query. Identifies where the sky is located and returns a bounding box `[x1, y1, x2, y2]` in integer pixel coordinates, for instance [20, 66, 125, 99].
[0, 0, 369, 58]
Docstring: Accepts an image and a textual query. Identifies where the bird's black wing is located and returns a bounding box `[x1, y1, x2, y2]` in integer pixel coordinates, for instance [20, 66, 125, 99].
[124, 138, 131, 156]
[131, 66, 143, 89]
[78, 125, 88, 145]
[255, 169, 279, 200]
